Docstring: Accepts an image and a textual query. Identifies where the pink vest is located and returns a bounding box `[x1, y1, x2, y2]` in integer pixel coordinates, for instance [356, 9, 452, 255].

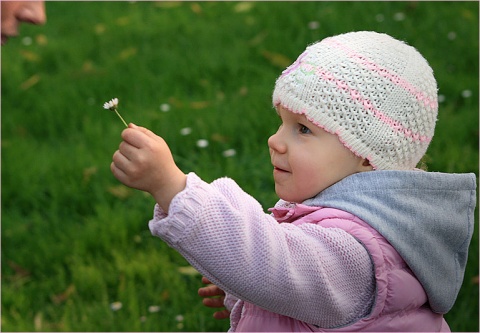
[233, 207, 449, 332]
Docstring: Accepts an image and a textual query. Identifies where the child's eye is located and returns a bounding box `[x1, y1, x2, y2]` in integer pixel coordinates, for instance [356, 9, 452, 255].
[299, 124, 311, 134]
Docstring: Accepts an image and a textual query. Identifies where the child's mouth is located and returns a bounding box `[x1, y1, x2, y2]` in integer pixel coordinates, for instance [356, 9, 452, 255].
[274, 166, 289, 173]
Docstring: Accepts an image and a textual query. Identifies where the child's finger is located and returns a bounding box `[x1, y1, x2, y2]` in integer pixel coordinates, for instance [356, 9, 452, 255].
[112, 150, 131, 172]
[110, 161, 129, 184]
[202, 297, 225, 308]
[198, 284, 225, 297]
[121, 128, 148, 148]
[213, 309, 230, 320]
[118, 141, 139, 161]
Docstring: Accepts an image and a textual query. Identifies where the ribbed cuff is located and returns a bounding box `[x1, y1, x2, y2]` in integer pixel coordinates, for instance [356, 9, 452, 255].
[148, 172, 210, 245]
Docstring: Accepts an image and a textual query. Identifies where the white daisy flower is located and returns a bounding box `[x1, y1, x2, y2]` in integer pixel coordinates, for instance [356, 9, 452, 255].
[461, 90, 472, 98]
[175, 315, 184, 322]
[103, 98, 119, 110]
[22, 36, 33, 46]
[180, 127, 192, 136]
[447, 31, 457, 40]
[222, 149, 236, 157]
[308, 21, 319, 30]
[196, 139, 209, 148]
[110, 301, 122, 311]
[148, 305, 161, 313]
[160, 103, 171, 112]
[102, 98, 128, 127]
[375, 14, 385, 22]
[393, 12, 405, 21]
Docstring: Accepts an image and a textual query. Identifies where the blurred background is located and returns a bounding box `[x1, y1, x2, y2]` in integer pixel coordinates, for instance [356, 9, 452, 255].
[2, 1, 478, 331]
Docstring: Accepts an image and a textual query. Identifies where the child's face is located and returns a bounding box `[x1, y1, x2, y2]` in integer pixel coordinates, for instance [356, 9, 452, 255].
[268, 106, 368, 203]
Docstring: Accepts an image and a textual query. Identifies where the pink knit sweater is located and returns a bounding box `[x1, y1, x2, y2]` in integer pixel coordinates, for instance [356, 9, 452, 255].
[149, 173, 375, 330]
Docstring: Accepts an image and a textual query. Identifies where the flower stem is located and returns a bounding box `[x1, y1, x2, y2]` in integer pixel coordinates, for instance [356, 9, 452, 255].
[114, 109, 128, 128]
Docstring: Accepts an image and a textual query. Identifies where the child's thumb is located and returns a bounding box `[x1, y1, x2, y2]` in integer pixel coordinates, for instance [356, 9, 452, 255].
[130, 124, 159, 139]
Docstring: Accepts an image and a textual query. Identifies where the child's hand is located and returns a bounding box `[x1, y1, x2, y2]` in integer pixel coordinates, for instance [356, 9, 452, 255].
[111, 123, 186, 212]
[198, 276, 230, 320]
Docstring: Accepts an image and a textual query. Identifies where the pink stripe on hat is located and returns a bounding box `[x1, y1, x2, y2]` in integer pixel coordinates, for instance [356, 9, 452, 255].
[323, 38, 437, 111]
[301, 63, 431, 143]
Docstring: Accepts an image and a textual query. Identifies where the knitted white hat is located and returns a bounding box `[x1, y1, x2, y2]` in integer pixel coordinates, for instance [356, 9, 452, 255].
[272, 31, 438, 170]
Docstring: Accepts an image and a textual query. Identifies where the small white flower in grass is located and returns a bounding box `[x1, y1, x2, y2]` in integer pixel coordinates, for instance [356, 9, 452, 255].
[438, 94, 446, 103]
[160, 103, 171, 112]
[102, 98, 128, 127]
[308, 21, 319, 30]
[222, 149, 236, 157]
[461, 90, 472, 98]
[393, 12, 405, 21]
[110, 301, 122, 311]
[180, 127, 192, 136]
[447, 31, 457, 40]
[196, 139, 209, 148]
[22, 36, 32, 46]
[375, 14, 385, 22]
[175, 315, 184, 322]
[148, 305, 161, 313]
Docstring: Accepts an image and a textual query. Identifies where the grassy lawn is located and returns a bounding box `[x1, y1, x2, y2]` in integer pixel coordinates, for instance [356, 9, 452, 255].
[2, 1, 478, 331]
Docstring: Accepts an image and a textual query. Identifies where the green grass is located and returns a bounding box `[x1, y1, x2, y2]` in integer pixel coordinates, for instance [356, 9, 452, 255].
[2, 1, 478, 331]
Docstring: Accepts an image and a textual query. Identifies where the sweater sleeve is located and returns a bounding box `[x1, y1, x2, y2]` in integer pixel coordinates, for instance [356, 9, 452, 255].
[149, 173, 375, 328]
[223, 293, 239, 312]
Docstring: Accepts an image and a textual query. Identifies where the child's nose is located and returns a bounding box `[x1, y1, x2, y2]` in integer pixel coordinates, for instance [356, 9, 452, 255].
[17, 3, 46, 25]
[268, 130, 286, 154]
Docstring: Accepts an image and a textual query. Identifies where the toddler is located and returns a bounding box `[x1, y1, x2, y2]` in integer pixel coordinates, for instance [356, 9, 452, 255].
[111, 31, 476, 331]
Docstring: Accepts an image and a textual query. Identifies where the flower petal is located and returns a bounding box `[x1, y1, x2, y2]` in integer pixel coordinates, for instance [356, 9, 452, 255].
[103, 98, 119, 110]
